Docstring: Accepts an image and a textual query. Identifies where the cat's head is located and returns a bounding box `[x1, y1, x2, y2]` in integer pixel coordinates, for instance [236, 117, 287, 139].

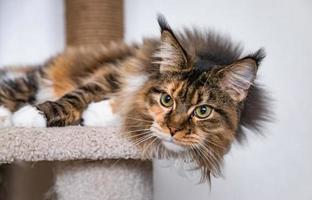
[124, 16, 269, 181]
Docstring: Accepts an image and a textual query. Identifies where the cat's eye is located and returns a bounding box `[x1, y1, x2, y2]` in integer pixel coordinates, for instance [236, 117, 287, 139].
[160, 93, 173, 107]
[194, 105, 212, 119]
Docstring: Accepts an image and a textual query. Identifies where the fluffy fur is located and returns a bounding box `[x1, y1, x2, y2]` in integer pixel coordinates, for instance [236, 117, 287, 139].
[0, 15, 271, 182]
[11, 105, 47, 127]
[82, 100, 121, 126]
[0, 106, 12, 127]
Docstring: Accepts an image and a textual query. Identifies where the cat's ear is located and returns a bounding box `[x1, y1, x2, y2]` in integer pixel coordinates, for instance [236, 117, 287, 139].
[154, 15, 189, 73]
[219, 49, 265, 102]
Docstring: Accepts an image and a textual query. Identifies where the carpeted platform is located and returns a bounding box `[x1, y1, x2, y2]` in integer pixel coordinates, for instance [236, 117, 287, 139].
[0, 126, 153, 200]
[0, 126, 146, 163]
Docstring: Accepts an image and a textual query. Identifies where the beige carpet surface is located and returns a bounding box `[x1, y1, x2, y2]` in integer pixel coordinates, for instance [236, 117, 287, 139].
[0, 127, 146, 164]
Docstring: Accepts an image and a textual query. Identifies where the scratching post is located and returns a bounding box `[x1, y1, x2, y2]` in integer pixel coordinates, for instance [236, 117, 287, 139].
[65, 0, 123, 46]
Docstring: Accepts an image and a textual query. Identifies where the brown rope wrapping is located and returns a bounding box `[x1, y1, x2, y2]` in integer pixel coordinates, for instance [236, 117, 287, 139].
[65, 0, 123, 46]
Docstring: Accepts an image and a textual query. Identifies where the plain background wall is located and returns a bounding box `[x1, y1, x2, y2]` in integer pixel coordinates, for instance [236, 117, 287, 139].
[1, 0, 312, 200]
[0, 0, 64, 66]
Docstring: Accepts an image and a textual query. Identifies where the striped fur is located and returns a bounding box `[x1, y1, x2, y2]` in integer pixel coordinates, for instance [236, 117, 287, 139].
[0, 16, 271, 182]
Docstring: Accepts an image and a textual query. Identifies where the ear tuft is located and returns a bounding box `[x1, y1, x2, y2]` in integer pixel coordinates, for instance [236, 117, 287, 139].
[244, 48, 266, 66]
[155, 14, 189, 73]
[220, 58, 259, 102]
[157, 14, 173, 34]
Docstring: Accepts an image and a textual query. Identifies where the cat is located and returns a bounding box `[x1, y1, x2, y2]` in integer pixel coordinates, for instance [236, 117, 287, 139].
[0, 15, 270, 181]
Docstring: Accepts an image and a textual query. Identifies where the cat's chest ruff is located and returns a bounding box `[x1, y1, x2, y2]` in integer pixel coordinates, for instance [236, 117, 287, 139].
[82, 100, 121, 127]
[82, 74, 148, 127]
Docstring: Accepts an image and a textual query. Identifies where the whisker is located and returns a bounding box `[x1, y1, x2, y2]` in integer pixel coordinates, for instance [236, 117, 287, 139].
[122, 125, 151, 128]
[142, 137, 157, 156]
[195, 143, 219, 169]
[202, 138, 225, 149]
[108, 158, 122, 169]
[153, 140, 163, 158]
[124, 131, 152, 139]
[131, 136, 149, 146]
[132, 134, 154, 146]
[205, 141, 224, 150]
[122, 128, 151, 134]
[197, 143, 220, 169]
[134, 137, 153, 147]
[196, 135, 225, 149]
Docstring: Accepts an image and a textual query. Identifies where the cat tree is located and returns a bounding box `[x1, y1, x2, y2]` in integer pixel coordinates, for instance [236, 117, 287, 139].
[0, 1, 153, 200]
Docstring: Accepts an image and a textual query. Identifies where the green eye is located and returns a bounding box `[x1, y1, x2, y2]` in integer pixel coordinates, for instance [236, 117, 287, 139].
[194, 105, 212, 119]
[160, 93, 173, 107]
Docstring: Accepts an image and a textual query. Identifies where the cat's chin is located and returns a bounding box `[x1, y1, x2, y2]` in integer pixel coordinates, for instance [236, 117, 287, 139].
[161, 140, 186, 153]
[150, 123, 187, 153]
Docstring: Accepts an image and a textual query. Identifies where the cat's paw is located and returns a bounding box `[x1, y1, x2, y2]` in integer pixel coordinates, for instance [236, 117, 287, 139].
[0, 106, 12, 127]
[12, 105, 47, 127]
[82, 100, 120, 127]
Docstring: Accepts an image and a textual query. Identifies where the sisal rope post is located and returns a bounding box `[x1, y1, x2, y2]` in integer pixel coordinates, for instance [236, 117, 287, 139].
[65, 0, 124, 46]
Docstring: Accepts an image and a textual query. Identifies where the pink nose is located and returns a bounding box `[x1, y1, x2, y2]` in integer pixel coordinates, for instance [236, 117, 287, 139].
[168, 127, 182, 136]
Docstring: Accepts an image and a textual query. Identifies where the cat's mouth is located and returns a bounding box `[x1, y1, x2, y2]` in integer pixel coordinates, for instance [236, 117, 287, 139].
[150, 122, 186, 152]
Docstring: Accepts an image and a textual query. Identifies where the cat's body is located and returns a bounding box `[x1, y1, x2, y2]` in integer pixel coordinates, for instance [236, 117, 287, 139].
[0, 39, 157, 127]
[0, 16, 270, 181]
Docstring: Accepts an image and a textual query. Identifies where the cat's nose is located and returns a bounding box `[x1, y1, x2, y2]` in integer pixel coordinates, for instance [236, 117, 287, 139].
[168, 126, 182, 136]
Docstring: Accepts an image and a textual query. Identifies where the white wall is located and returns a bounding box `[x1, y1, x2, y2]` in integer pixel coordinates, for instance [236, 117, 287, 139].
[0, 0, 64, 66]
[1, 0, 312, 200]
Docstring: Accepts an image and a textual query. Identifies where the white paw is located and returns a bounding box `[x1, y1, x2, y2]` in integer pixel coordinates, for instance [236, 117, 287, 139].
[82, 100, 121, 127]
[0, 106, 12, 127]
[12, 105, 47, 127]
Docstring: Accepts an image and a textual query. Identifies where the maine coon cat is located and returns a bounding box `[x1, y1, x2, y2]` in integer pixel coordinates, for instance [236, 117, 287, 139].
[0, 16, 270, 181]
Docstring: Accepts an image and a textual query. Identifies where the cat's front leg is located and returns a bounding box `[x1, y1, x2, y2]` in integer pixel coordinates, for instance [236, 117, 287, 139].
[12, 84, 107, 127]
[11, 100, 82, 127]
[37, 100, 82, 127]
[11, 72, 122, 127]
